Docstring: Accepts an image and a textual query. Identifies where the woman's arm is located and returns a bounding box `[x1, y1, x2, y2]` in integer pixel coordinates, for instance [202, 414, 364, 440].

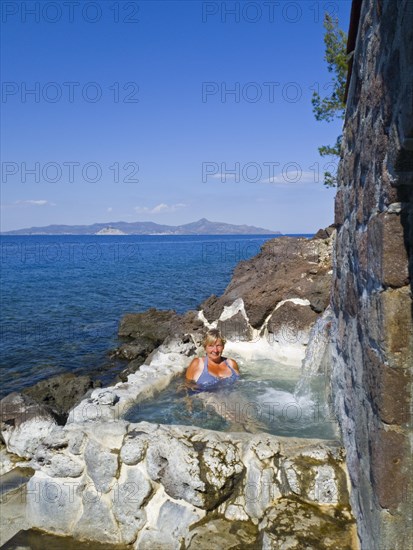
[185, 357, 203, 382]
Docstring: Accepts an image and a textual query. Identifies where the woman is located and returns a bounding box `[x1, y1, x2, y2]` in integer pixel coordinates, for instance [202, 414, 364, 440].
[186, 329, 239, 389]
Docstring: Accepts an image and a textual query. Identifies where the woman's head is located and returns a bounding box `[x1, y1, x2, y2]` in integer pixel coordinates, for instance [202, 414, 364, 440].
[202, 328, 226, 349]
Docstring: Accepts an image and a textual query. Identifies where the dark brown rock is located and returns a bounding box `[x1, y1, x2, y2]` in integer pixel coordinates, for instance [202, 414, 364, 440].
[331, 1, 413, 547]
[200, 295, 223, 323]
[217, 311, 253, 342]
[118, 308, 178, 340]
[168, 310, 204, 341]
[382, 287, 413, 369]
[343, 275, 359, 317]
[115, 309, 203, 380]
[200, 234, 333, 329]
[117, 357, 146, 382]
[380, 214, 409, 287]
[365, 346, 411, 425]
[368, 213, 409, 288]
[355, 230, 368, 285]
[313, 225, 335, 239]
[371, 428, 409, 511]
[22, 373, 97, 425]
[114, 308, 180, 368]
[266, 303, 318, 341]
[111, 343, 149, 361]
[333, 184, 345, 228]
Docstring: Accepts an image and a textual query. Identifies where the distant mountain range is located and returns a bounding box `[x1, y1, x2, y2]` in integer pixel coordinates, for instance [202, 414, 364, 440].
[2, 218, 281, 236]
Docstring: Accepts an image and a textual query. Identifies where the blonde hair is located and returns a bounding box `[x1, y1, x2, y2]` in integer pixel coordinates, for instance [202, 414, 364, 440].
[202, 329, 226, 348]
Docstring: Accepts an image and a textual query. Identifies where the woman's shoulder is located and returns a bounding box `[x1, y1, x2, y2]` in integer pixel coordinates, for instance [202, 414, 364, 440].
[225, 357, 240, 373]
[185, 356, 204, 380]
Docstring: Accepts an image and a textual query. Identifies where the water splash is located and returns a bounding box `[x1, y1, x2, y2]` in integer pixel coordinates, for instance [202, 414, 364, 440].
[291, 307, 338, 437]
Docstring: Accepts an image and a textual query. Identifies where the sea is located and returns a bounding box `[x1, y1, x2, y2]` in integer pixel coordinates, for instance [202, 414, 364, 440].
[1, 234, 313, 399]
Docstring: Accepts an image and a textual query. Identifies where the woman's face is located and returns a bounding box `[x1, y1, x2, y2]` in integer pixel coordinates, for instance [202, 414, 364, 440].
[205, 339, 224, 362]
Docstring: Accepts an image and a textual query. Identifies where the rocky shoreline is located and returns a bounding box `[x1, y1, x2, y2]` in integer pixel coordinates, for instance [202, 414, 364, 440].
[0, 229, 359, 549]
[8, 228, 335, 423]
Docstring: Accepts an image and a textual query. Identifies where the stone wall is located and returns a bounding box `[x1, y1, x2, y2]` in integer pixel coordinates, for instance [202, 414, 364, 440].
[331, 1, 413, 549]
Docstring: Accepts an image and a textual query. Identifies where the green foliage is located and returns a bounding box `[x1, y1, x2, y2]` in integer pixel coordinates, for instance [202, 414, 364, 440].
[312, 14, 348, 187]
[312, 14, 348, 123]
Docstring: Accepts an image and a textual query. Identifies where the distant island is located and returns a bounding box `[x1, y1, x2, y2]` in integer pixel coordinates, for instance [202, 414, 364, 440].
[2, 218, 281, 236]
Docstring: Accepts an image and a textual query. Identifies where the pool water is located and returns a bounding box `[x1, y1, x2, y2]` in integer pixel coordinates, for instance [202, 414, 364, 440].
[125, 356, 338, 440]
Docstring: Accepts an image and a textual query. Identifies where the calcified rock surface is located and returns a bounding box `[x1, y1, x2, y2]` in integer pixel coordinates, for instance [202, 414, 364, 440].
[10, 420, 356, 549]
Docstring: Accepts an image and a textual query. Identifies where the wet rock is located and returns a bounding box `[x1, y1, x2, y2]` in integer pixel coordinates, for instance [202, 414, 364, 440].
[298, 307, 335, 381]
[185, 518, 258, 549]
[259, 498, 356, 549]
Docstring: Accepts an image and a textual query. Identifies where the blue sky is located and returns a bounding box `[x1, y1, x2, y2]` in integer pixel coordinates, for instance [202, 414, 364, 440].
[1, 0, 351, 233]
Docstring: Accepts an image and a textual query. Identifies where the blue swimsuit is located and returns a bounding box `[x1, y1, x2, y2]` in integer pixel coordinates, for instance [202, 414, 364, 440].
[195, 357, 239, 389]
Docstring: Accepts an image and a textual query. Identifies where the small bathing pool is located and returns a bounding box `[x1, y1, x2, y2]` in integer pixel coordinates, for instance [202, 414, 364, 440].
[124, 355, 338, 439]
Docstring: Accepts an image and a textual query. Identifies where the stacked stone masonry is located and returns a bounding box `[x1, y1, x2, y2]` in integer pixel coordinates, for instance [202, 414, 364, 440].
[332, 1, 413, 549]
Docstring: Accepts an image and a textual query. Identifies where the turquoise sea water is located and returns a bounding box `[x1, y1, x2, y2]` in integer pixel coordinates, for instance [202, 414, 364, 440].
[1, 234, 299, 398]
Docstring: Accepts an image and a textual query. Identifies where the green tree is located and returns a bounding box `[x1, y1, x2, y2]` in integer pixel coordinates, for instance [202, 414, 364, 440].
[312, 14, 348, 187]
